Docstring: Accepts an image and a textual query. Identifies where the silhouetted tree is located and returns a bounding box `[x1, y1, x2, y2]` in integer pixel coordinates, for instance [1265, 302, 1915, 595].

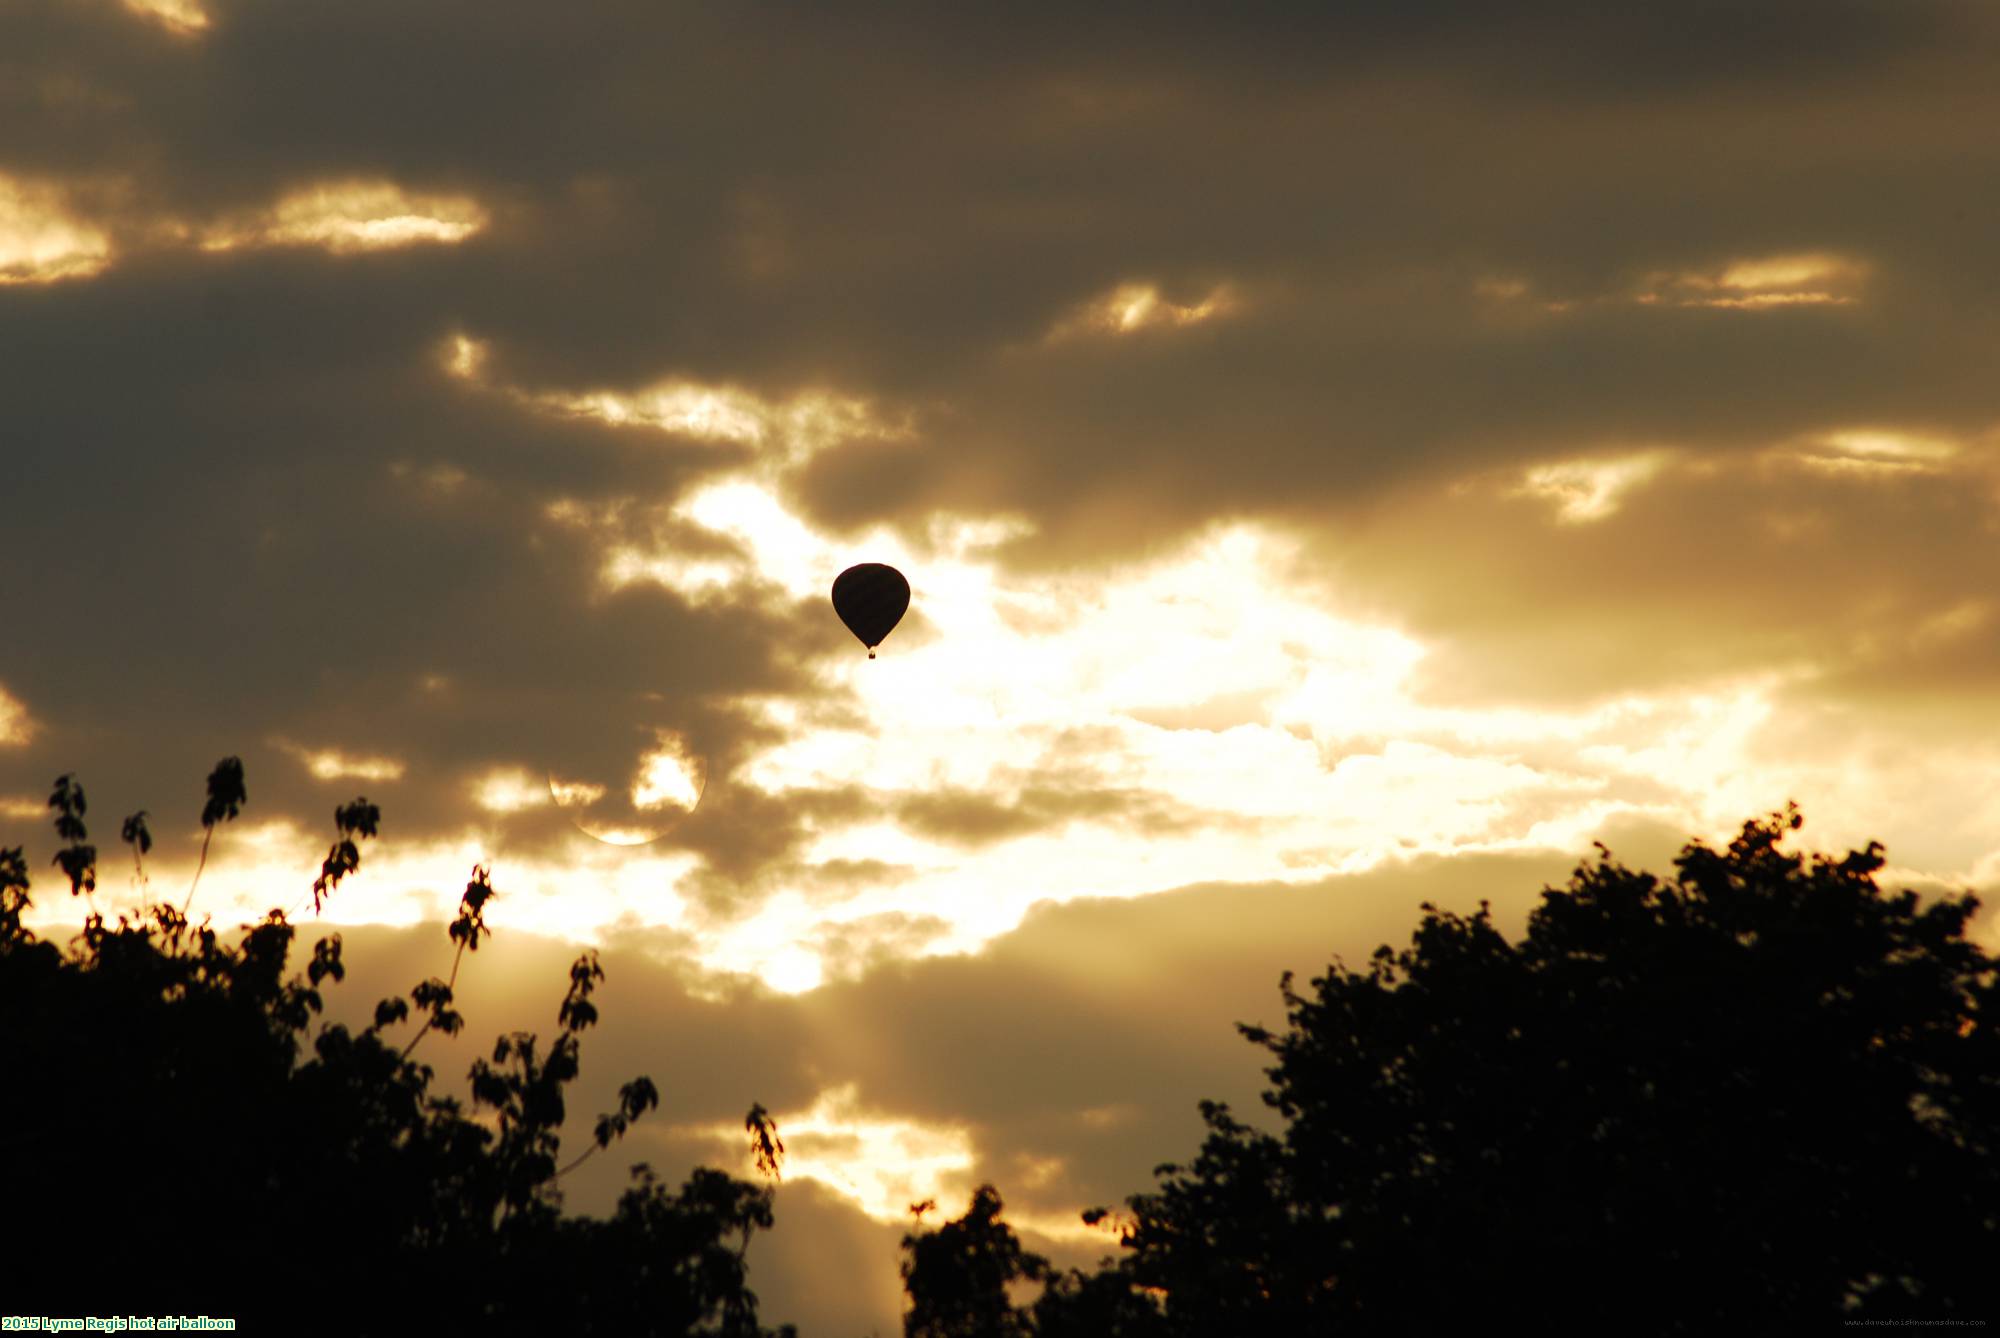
[900, 1185, 1048, 1338]
[896, 1189, 1174, 1338]
[1026, 1248, 1168, 1338]
[904, 808, 1998, 1333]
[1, 762, 793, 1337]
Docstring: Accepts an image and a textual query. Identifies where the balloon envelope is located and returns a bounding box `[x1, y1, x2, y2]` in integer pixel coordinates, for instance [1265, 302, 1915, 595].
[832, 563, 910, 657]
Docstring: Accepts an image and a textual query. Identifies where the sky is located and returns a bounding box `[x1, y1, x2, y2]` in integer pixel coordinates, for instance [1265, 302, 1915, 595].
[6, 1, 2000, 1331]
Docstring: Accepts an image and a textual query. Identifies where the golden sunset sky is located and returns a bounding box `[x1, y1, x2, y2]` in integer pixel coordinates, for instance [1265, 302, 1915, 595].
[6, 2, 2000, 1331]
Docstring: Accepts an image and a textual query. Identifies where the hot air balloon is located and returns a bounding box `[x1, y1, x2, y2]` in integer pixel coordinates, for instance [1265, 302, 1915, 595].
[831, 563, 910, 658]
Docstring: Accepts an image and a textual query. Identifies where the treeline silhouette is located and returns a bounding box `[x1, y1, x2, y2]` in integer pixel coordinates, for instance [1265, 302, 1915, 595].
[4, 762, 794, 1337]
[899, 807, 2000, 1334]
[6, 764, 1996, 1334]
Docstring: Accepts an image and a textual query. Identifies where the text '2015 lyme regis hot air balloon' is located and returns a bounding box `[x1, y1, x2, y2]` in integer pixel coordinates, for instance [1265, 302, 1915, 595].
[831, 563, 910, 659]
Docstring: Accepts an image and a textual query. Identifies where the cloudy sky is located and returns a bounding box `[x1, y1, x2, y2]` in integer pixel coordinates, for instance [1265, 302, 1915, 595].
[7, 0, 2000, 1330]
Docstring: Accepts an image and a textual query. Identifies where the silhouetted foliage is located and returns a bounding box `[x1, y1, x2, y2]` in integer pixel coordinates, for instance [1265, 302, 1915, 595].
[900, 1185, 1047, 1338]
[48, 771, 95, 899]
[2, 763, 794, 1337]
[183, 754, 245, 913]
[903, 807, 1999, 1334]
[897, 1185, 1173, 1338]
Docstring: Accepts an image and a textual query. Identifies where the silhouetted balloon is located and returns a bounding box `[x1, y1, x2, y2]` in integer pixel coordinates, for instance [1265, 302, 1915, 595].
[832, 563, 910, 659]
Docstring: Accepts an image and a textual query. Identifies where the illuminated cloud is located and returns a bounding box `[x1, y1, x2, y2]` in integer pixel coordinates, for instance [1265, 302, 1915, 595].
[273, 739, 407, 783]
[121, 0, 211, 36]
[13, 819, 701, 944]
[200, 181, 487, 254]
[1773, 428, 1961, 478]
[1479, 252, 1868, 315]
[542, 383, 767, 443]
[5, 174, 486, 285]
[597, 544, 743, 602]
[0, 683, 35, 747]
[1636, 252, 1867, 310]
[1508, 450, 1676, 523]
[1717, 254, 1859, 291]
[583, 475, 1019, 619]
[443, 332, 902, 464]
[687, 892, 848, 993]
[0, 176, 112, 285]
[596, 479, 821, 600]
[633, 735, 706, 812]
[546, 777, 607, 806]
[470, 768, 549, 815]
[593, 479, 1016, 653]
[669, 511, 1859, 980]
[1047, 281, 1237, 340]
[443, 334, 488, 380]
